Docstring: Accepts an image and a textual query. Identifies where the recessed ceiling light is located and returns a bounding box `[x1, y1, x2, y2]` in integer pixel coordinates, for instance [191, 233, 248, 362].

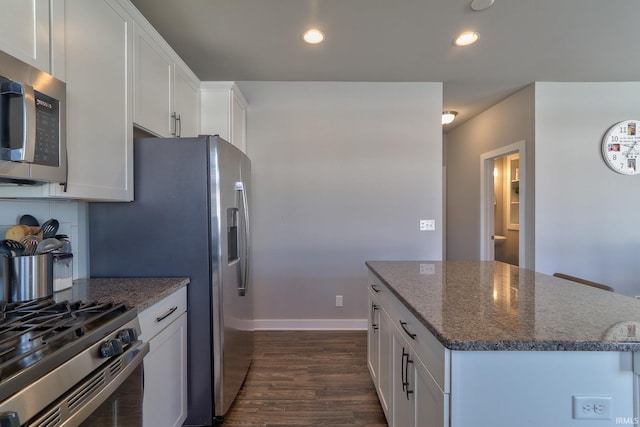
[442, 111, 458, 125]
[303, 29, 325, 44]
[470, 0, 494, 11]
[454, 31, 479, 47]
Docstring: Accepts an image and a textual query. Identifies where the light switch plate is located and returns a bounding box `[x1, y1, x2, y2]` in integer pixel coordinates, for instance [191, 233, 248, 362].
[419, 219, 435, 231]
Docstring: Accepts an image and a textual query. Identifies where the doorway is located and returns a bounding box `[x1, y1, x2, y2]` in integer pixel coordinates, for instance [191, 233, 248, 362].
[480, 141, 526, 267]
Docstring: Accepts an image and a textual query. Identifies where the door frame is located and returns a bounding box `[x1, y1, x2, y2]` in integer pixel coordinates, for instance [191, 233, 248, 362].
[479, 140, 526, 266]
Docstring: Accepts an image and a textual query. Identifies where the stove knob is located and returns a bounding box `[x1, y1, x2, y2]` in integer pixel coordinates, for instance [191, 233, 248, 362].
[117, 328, 138, 345]
[0, 411, 19, 427]
[100, 339, 124, 358]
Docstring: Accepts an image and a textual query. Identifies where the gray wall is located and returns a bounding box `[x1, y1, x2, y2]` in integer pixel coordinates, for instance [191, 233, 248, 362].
[238, 81, 443, 327]
[535, 82, 640, 296]
[446, 85, 535, 268]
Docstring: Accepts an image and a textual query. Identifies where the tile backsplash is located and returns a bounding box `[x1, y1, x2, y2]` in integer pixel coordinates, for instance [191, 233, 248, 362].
[0, 199, 88, 279]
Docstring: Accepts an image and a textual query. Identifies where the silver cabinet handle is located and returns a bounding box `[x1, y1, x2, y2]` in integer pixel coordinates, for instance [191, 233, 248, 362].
[171, 112, 178, 136]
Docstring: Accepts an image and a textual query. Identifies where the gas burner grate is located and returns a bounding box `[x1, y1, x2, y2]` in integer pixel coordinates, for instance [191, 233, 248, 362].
[0, 299, 131, 382]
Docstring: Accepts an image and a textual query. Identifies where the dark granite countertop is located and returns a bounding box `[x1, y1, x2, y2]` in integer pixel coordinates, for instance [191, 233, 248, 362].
[54, 277, 189, 312]
[366, 260, 640, 352]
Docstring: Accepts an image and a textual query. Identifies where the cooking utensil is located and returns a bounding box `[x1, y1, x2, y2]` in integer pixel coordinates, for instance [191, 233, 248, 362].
[5, 225, 32, 241]
[34, 219, 59, 239]
[18, 214, 39, 227]
[1, 239, 25, 257]
[35, 238, 64, 254]
[20, 235, 39, 255]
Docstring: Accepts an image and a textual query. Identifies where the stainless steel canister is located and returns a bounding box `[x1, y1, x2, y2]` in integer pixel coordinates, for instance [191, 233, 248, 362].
[10, 253, 53, 302]
[0, 256, 9, 302]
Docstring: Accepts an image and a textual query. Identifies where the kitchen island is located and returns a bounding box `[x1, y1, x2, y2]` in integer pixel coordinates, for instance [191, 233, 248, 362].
[366, 261, 640, 427]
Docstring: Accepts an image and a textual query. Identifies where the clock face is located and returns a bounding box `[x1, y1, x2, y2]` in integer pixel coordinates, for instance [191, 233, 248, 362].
[603, 320, 640, 342]
[602, 120, 640, 175]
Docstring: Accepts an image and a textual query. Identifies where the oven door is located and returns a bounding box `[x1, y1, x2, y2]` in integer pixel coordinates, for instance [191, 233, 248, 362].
[28, 340, 149, 427]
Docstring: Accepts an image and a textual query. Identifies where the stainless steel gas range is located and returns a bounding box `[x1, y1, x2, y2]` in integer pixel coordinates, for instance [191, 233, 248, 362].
[0, 297, 148, 426]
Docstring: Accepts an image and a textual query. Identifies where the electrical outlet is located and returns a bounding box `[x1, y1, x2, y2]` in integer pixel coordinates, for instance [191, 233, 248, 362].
[572, 395, 612, 420]
[420, 263, 435, 275]
[335, 295, 343, 307]
[419, 219, 435, 231]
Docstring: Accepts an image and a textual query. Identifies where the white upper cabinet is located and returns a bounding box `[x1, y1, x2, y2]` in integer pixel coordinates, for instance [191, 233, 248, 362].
[133, 24, 173, 137]
[55, 0, 133, 201]
[173, 65, 200, 137]
[201, 82, 247, 152]
[0, 0, 134, 201]
[0, 0, 51, 73]
[0, 0, 199, 201]
[132, 13, 200, 138]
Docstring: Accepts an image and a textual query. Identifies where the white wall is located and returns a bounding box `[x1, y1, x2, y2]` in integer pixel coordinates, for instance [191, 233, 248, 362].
[535, 82, 640, 296]
[446, 85, 535, 268]
[238, 81, 443, 328]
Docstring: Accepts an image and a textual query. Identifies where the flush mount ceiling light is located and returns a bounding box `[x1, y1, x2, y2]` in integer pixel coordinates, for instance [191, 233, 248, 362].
[470, 0, 495, 11]
[442, 111, 458, 125]
[454, 31, 479, 47]
[303, 29, 325, 44]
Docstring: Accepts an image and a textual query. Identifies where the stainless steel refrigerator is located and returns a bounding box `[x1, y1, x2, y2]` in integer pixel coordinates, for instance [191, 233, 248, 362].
[89, 135, 253, 426]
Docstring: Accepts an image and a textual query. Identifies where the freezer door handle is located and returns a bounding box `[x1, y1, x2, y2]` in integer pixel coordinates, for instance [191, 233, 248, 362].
[235, 181, 250, 296]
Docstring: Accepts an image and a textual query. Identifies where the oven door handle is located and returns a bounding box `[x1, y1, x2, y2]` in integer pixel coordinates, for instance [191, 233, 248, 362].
[51, 341, 150, 427]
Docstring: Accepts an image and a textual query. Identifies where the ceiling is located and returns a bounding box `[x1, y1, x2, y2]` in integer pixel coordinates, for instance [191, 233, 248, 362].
[129, 0, 640, 129]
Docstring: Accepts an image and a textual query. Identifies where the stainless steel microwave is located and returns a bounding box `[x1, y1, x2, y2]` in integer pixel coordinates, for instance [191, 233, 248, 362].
[0, 49, 66, 185]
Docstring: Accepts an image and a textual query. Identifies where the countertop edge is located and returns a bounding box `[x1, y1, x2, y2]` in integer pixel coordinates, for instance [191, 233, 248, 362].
[60, 277, 190, 313]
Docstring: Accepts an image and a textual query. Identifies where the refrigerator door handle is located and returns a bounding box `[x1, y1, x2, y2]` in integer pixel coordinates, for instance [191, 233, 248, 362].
[235, 181, 250, 296]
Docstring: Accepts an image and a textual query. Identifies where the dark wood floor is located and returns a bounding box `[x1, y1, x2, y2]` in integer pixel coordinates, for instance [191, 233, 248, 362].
[223, 330, 388, 427]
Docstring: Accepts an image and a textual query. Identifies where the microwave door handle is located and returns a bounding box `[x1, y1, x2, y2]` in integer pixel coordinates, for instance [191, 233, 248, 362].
[21, 83, 36, 162]
[0, 82, 36, 162]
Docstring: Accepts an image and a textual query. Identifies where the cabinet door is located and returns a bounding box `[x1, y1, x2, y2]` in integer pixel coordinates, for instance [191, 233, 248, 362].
[0, 0, 50, 72]
[392, 330, 412, 427]
[368, 294, 381, 385]
[173, 64, 199, 137]
[143, 312, 188, 427]
[391, 324, 447, 427]
[230, 89, 247, 152]
[54, 0, 133, 201]
[134, 24, 173, 137]
[378, 306, 392, 418]
[413, 357, 448, 427]
[200, 82, 247, 152]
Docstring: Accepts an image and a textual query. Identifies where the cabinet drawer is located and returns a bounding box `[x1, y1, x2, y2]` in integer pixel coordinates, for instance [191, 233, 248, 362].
[139, 286, 187, 341]
[389, 291, 450, 393]
[368, 273, 391, 312]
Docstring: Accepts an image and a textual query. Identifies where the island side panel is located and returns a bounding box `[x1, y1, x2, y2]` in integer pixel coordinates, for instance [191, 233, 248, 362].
[450, 350, 636, 427]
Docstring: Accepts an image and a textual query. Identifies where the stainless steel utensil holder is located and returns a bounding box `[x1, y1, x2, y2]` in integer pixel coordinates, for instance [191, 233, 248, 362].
[10, 253, 53, 302]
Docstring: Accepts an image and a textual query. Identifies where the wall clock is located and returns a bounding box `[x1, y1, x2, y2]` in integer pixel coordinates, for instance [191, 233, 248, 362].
[602, 320, 640, 342]
[601, 119, 640, 175]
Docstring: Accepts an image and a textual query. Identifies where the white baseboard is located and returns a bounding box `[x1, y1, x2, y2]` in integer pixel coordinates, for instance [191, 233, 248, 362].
[254, 318, 367, 330]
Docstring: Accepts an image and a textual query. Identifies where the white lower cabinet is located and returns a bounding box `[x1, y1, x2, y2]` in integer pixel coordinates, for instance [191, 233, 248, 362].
[368, 274, 448, 427]
[367, 283, 392, 418]
[139, 287, 188, 427]
[391, 328, 448, 427]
